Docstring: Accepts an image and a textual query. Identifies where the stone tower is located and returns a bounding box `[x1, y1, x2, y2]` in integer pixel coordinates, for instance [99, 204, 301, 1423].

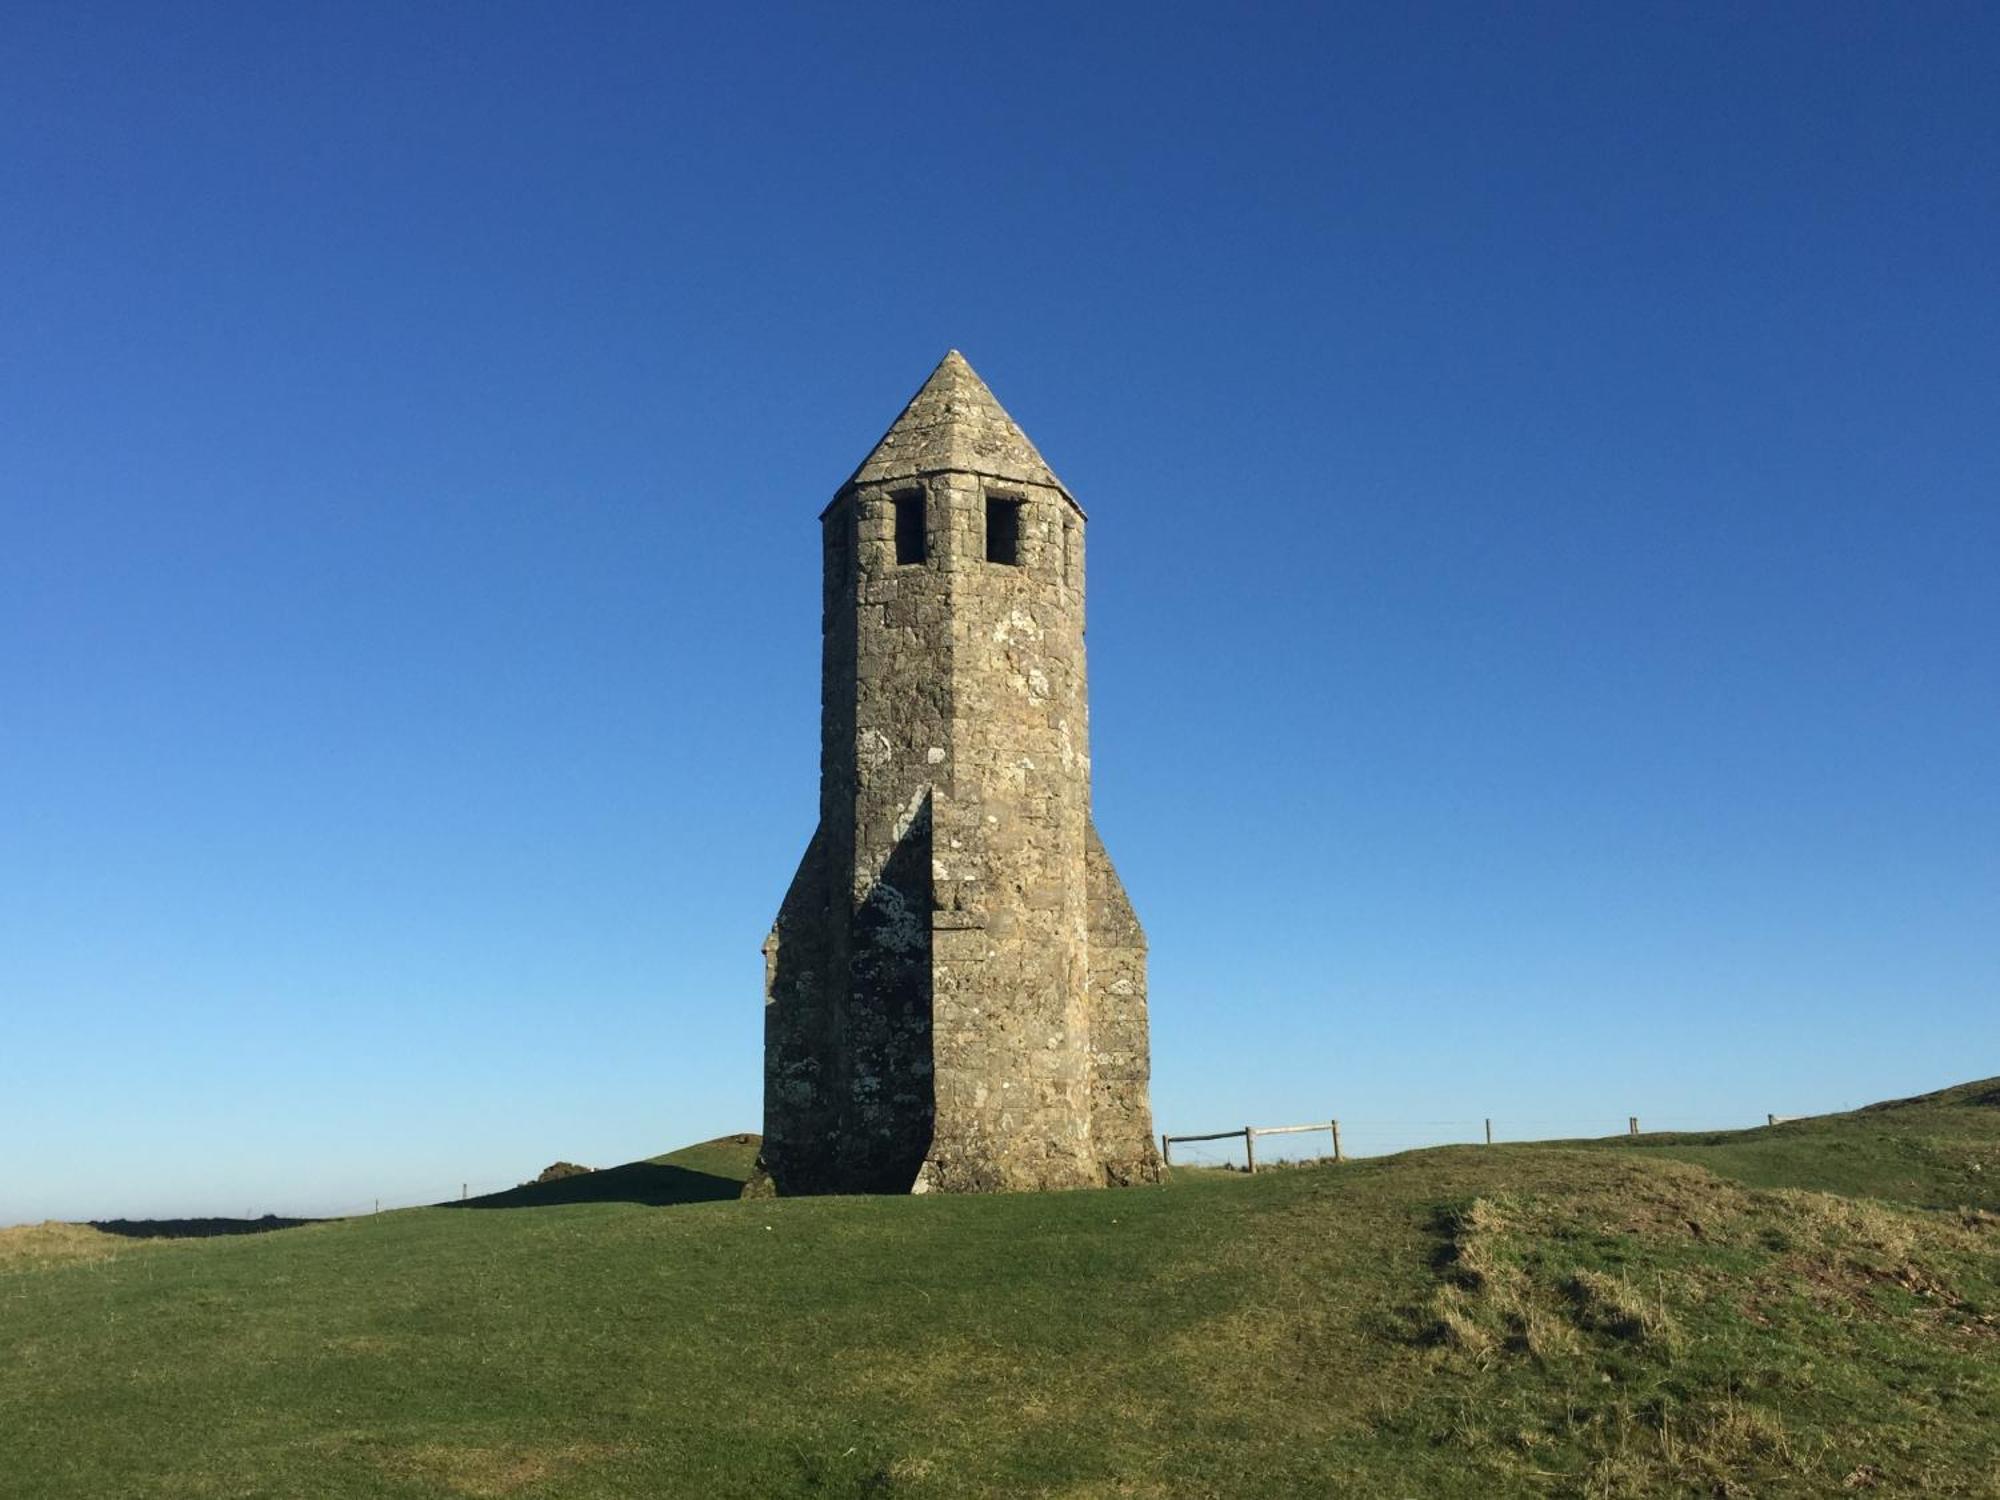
[760, 351, 1160, 1195]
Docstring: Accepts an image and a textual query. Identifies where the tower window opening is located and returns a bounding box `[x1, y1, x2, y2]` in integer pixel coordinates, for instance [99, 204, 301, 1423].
[985, 496, 1023, 565]
[893, 491, 927, 565]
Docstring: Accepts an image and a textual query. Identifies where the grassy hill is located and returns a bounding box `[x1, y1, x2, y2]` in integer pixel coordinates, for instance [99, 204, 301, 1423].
[445, 1135, 761, 1211]
[2, 1089, 1995, 1498]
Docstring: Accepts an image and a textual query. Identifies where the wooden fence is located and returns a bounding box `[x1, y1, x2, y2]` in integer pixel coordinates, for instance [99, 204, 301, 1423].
[1160, 1120, 1342, 1173]
[1161, 1109, 1808, 1172]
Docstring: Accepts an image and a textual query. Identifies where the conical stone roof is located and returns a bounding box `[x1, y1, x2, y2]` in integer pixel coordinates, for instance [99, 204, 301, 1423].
[840, 350, 1075, 508]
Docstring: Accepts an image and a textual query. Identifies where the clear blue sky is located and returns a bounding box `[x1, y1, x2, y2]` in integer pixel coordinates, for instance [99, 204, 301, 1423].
[3, 2, 1995, 1222]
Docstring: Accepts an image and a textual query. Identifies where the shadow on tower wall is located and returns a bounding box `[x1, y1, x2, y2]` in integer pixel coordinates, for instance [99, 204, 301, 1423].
[766, 794, 936, 1195]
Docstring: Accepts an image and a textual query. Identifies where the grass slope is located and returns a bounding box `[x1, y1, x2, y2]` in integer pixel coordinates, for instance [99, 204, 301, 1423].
[1578, 1078, 2000, 1210]
[2, 1087, 1995, 1498]
[446, 1137, 762, 1211]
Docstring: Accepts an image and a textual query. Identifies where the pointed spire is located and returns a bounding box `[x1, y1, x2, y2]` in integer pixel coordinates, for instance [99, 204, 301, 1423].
[844, 350, 1072, 502]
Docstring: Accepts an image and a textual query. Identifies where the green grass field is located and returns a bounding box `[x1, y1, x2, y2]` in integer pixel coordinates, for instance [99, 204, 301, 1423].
[3, 1082, 1995, 1498]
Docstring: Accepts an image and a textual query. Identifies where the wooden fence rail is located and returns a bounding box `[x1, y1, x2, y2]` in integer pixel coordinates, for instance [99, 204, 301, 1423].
[1159, 1120, 1342, 1173]
[1160, 1112, 1776, 1172]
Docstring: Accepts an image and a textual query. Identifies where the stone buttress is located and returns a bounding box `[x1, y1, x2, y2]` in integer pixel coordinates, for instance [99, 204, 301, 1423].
[760, 351, 1160, 1195]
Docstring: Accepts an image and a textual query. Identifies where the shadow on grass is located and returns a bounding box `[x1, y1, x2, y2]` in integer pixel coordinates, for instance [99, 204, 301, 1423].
[91, 1215, 321, 1240]
[444, 1161, 744, 1210]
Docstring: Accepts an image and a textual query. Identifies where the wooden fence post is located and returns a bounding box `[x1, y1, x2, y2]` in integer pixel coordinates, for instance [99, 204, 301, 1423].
[1243, 1128, 1257, 1174]
[1331, 1119, 1343, 1163]
[1160, 1132, 1171, 1168]
[1485, 1118, 1493, 1146]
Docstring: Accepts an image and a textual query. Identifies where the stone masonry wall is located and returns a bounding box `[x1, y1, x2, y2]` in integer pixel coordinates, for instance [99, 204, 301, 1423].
[920, 472, 1099, 1192]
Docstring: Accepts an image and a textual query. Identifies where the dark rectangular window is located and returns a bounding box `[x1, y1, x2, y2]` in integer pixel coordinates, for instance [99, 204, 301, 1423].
[893, 491, 926, 565]
[985, 496, 1023, 565]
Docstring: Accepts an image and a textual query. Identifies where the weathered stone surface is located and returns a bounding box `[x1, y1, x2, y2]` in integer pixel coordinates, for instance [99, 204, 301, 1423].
[762, 351, 1160, 1196]
[839, 349, 1071, 503]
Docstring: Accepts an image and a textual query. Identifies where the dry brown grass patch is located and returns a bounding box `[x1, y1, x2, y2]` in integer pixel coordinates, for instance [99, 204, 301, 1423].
[1425, 1196, 1579, 1360]
[1564, 1269, 1676, 1347]
[1428, 1283, 1497, 1356]
[0, 1221, 157, 1272]
[382, 1441, 621, 1497]
[321, 1334, 395, 1357]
